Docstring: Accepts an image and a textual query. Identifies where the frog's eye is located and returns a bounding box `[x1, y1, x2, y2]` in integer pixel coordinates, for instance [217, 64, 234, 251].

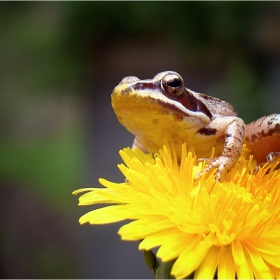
[161, 73, 185, 96]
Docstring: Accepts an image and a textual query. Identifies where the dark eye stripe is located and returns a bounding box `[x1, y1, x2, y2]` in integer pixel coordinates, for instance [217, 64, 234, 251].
[130, 82, 212, 120]
[131, 82, 159, 91]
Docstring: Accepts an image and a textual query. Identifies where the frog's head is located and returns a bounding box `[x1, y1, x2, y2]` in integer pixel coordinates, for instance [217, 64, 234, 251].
[111, 71, 212, 153]
[112, 71, 212, 119]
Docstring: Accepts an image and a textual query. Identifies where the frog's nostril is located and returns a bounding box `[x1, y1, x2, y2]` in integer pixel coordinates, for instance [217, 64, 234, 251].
[121, 76, 140, 83]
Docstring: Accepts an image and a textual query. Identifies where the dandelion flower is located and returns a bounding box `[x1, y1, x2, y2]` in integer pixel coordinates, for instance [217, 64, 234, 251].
[73, 144, 280, 279]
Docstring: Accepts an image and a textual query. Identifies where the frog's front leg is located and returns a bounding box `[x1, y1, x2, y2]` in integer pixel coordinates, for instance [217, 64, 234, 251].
[195, 117, 245, 181]
[245, 114, 280, 164]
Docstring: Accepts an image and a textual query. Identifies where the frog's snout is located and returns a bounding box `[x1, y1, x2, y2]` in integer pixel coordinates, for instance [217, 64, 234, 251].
[120, 76, 140, 84]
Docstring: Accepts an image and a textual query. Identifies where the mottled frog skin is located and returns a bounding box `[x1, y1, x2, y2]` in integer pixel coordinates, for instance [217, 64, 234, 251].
[112, 71, 280, 180]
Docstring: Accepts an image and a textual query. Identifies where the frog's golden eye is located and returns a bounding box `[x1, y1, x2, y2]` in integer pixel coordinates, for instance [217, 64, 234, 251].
[161, 73, 185, 96]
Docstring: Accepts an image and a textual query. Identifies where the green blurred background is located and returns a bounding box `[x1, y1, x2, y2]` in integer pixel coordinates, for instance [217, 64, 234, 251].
[1, 2, 280, 278]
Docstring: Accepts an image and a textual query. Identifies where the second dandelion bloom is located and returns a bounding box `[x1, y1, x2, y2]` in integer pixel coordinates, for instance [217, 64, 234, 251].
[74, 144, 280, 279]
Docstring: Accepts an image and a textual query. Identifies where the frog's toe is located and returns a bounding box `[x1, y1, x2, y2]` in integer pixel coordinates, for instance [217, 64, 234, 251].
[195, 156, 231, 181]
[194, 162, 218, 181]
[267, 152, 280, 163]
[194, 158, 217, 180]
[215, 163, 226, 181]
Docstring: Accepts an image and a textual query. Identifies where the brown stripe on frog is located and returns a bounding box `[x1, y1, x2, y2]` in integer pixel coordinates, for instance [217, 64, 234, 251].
[260, 123, 280, 137]
[245, 116, 280, 143]
[267, 116, 277, 126]
[226, 133, 243, 144]
[147, 96, 190, 120]
[178, 89, 213, 120]
[131, 83, 213, 120]
[198, 127, 217, 136]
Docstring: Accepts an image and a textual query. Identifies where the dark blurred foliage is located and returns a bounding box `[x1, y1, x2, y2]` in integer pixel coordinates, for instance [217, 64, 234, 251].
[0, 2, 280, 278]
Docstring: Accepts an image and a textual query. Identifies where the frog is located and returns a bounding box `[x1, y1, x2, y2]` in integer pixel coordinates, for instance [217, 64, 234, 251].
[111, 71, 280, 181]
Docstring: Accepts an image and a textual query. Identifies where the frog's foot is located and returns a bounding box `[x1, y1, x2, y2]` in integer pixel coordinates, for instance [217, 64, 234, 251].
[254, 152, 280, 174]
[195, 156, 235, 181]
[267, 152, 280, 163]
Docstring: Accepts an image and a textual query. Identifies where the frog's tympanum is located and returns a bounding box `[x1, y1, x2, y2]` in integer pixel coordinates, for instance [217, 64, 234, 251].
[111, 71, 280, 180]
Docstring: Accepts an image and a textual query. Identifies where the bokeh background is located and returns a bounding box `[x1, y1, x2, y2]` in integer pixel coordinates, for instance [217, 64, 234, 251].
[1, 2, 280, 278]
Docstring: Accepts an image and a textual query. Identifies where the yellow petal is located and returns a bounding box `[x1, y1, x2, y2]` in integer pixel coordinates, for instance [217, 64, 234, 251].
[79, 205, 128, 224]
[139, 227, 179, 250]
[217, 246, 235, 279]
[232, 240, 246, 266]
[119, 217, 175, 240]
[194, 245, 219, 279]
[157, 233, 195, 262]
[171, 237, 209, 279]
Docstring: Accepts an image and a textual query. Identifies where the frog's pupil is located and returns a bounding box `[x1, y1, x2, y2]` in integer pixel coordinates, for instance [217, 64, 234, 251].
[168, 79, 181, 88]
